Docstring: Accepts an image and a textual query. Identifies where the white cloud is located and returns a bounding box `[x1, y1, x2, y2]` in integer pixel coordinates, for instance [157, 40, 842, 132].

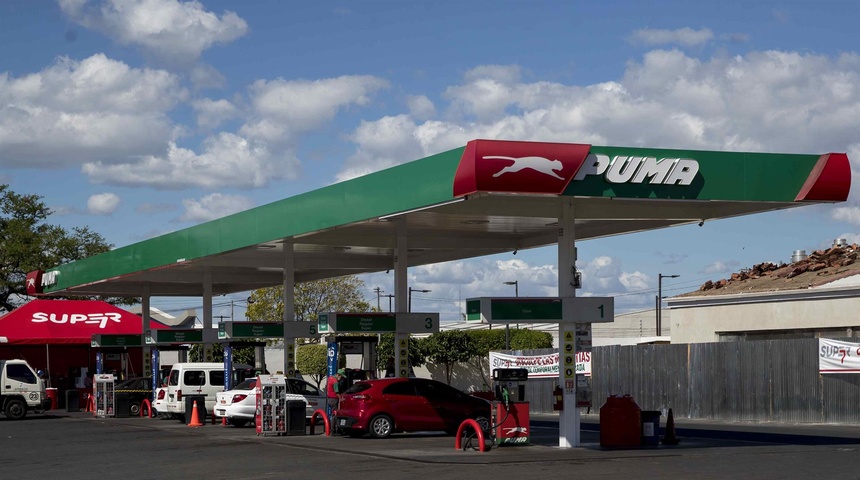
[406, 95, 436, 120]
[82, 133, 290, 189]
[59, 0, 248, 66]
[192, 98, 239, 130]
[0, 54, 185, 168]
[179, 193, 254, 223]
[700, 260, 740, 275]
[87, 192, 120, 215]
[619, 271, 650, 291]
[629, 28, 714, 47]
[340, 50, 860, 184]
[241, 75, 389, 144]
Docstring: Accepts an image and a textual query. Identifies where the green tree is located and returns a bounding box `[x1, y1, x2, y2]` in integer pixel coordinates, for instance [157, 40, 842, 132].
[425, 330, 476, 385]
[509, 328, 553, 350]
[296, 343, 329, 389]
[189, 342, 256, 366]
[245, 276, 372, 343]
[0, 184, 116, 313]
[376, 333, 427, 372]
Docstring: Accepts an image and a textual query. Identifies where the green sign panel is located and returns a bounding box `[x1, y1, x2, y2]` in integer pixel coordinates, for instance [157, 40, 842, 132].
[232, 322, 284, 338]
[467, 297, 614, 324]
[337, 314, 396, 332]
[147, 329, 203, 344]
[490, 298, 563, 321]
[466, 299, 482, 322]
[91, 334, 143, 347]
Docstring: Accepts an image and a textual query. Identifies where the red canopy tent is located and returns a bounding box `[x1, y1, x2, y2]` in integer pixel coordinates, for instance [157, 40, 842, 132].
[0, 300, 170, 394]
[0, 299, 167, 345]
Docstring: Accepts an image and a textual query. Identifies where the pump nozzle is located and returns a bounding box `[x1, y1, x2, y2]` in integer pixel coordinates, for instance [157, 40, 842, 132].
[501, 386, 510, 409]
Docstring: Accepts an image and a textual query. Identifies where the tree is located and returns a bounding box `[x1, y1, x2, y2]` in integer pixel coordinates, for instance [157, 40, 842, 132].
[0, 184, 115, 313]
[424, 330, 476, 385]
[462, 329, 554, 389]
[246, 276, 372, 343]
[376, 333, 427, 372]
[189, 342, 256, 365]
[296, 343, 329, 389]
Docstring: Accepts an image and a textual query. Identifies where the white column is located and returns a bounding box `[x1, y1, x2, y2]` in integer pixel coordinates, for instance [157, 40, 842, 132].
[203, 270, 213, 362]
[283, 242, 297, 377]
[141, 291, 152, 385]
[393, 219, 409, 377]
[559, 199, 579, 448]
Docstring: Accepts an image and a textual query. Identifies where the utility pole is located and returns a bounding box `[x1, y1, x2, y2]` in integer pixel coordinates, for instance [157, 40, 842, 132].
[373, 287, 383, 310]
[657, 274, 679, 336]
[382, 294, 394, 312]
[408, 287, 431, 312]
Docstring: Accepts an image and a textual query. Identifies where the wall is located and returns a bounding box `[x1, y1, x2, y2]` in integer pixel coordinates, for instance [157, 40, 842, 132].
[669, 288, 860, 344]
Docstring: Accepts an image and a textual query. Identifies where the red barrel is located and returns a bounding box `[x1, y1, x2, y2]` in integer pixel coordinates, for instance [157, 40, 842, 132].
[599, 395, 641, 448]
[45, 388, 58, 410]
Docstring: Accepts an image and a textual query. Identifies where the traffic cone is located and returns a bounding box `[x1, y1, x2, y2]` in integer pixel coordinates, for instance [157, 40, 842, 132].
[662, 408, 679, 445]
[187, 400, 204, 427]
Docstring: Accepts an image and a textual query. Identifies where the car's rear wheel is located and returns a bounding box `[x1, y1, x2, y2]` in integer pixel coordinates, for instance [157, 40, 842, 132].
[129, 402, 141, 416]
[231, 418, 248, 428]
[368, 414, 393, 439]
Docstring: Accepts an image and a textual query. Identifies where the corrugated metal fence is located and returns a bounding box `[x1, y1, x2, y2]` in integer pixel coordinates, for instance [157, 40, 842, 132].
[521, 339, 860, 424]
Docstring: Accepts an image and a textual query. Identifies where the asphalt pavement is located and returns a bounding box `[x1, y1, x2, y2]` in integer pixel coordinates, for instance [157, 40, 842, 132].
[2, 410, 860, 479]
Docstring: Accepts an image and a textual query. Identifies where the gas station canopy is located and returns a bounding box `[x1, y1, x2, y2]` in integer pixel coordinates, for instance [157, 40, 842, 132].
[30, 139, 850, 298]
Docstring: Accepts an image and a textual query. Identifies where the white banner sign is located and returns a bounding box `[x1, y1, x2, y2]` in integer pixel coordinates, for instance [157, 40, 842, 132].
[819, 338, 860, 374]
[489, 351, 591, 378]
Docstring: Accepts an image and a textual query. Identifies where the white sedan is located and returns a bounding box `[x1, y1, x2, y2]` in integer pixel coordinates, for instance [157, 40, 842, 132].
[215, 379, 315, 427]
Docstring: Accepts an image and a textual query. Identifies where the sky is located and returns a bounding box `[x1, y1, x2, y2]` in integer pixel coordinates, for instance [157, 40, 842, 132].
[2, 0, 860, 322]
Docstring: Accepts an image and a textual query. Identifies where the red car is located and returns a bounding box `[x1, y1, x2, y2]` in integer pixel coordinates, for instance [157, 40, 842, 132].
[334, 378, 491, 438]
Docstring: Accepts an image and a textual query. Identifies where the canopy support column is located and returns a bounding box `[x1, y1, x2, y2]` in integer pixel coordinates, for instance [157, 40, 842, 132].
[283, 242, 297, 377]
[203, 269, 213, 362]
[559, 199, 579, 448]
[394, 219, 409, 377]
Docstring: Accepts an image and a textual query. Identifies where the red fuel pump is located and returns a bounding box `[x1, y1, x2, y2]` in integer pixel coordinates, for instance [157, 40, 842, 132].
[552, 385, 563, 411]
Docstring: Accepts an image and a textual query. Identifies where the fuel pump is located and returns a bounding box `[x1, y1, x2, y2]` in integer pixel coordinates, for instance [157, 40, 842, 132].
[491, 368, 530, 446]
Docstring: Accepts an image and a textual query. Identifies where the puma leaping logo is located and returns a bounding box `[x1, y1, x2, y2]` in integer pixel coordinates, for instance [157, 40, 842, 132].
[484, 156, 566, 180]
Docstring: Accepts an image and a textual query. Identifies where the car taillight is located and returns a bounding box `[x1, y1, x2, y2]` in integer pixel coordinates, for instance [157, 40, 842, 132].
[157, 390, 165, 400]
[177, 389, 182, 400]
[232, 394, 248, 403]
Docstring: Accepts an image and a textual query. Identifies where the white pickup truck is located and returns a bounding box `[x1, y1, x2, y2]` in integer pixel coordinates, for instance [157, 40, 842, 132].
[1, 359, 49, 419]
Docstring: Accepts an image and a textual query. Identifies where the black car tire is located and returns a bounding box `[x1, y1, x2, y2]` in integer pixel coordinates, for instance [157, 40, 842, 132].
[369, 414, 393, 439]
[231, 418, 248, 428]
[176, 413, 186, 423]
[4, 398, 26, 420]
[129, 402, 141, 417]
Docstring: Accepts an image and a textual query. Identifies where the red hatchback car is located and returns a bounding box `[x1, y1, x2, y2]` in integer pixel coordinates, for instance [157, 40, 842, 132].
[335, 377, 491, 438]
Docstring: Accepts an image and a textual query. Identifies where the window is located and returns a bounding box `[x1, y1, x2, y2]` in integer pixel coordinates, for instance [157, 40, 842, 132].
[6, 364, 36, 384]
[383, 381, 416, 396]
[209, 371, 225, 387]
[288, 379, 320, 396]
[168, 370, 180, 386]
[344, 383, 372, 394]
[183, 370, 206, 386]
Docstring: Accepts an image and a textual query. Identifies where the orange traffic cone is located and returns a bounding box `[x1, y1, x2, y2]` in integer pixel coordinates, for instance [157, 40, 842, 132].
[187, 400, 204, 427]
[662, 408, 679, 445]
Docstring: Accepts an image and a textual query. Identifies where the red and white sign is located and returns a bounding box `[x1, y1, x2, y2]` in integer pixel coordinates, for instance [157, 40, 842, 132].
[489, 351, 591, 378]
[453, 139, 592, 197]
[819, 338, 860, 374]
[0, 300, 165, 345]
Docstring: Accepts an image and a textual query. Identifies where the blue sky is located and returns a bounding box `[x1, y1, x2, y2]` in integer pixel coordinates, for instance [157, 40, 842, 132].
[2, 0, 860, 321]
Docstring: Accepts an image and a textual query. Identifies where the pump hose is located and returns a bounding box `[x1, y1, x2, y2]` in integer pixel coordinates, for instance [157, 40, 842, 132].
[461, 405, 511, 451]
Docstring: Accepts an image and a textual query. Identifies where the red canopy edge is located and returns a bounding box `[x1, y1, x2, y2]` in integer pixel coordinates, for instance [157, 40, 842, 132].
[0, 300, 168, 345]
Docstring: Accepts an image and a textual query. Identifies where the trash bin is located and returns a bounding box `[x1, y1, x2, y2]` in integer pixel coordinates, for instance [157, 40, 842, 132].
[599, 395, 641, 448]
[115, 392, 130, 418]
[45, 388, 58, 410]
[641, 410, 661, 446]
[66, 390, 80, 412]
[184, 395, 207, 425]
[286, 400, 306, 436]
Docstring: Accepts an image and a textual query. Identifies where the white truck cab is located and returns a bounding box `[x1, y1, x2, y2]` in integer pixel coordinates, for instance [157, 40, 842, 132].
[1, 359, 49, 420]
